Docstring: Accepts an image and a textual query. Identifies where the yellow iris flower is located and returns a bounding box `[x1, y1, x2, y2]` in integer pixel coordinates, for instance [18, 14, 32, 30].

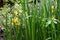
[14, 11, 18, 16]
[12, 17, 20, 26]
[12, 17, 18, 23]
[51, 5, 54, 10]
[51, 5, 54, 13]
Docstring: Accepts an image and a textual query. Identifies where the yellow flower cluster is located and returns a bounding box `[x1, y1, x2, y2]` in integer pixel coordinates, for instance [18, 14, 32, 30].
[12, 11, 20, 26]
[51, 5, 54, 13]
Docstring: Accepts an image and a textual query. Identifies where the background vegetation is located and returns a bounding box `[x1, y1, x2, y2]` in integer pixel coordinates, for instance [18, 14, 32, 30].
[0, 0, 60, 40]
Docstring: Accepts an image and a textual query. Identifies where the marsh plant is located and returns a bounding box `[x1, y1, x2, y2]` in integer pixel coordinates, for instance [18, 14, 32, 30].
[0, 0, 60, 40]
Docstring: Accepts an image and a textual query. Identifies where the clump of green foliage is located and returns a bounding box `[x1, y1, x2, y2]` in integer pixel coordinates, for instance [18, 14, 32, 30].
[0, 0, 60, 40]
